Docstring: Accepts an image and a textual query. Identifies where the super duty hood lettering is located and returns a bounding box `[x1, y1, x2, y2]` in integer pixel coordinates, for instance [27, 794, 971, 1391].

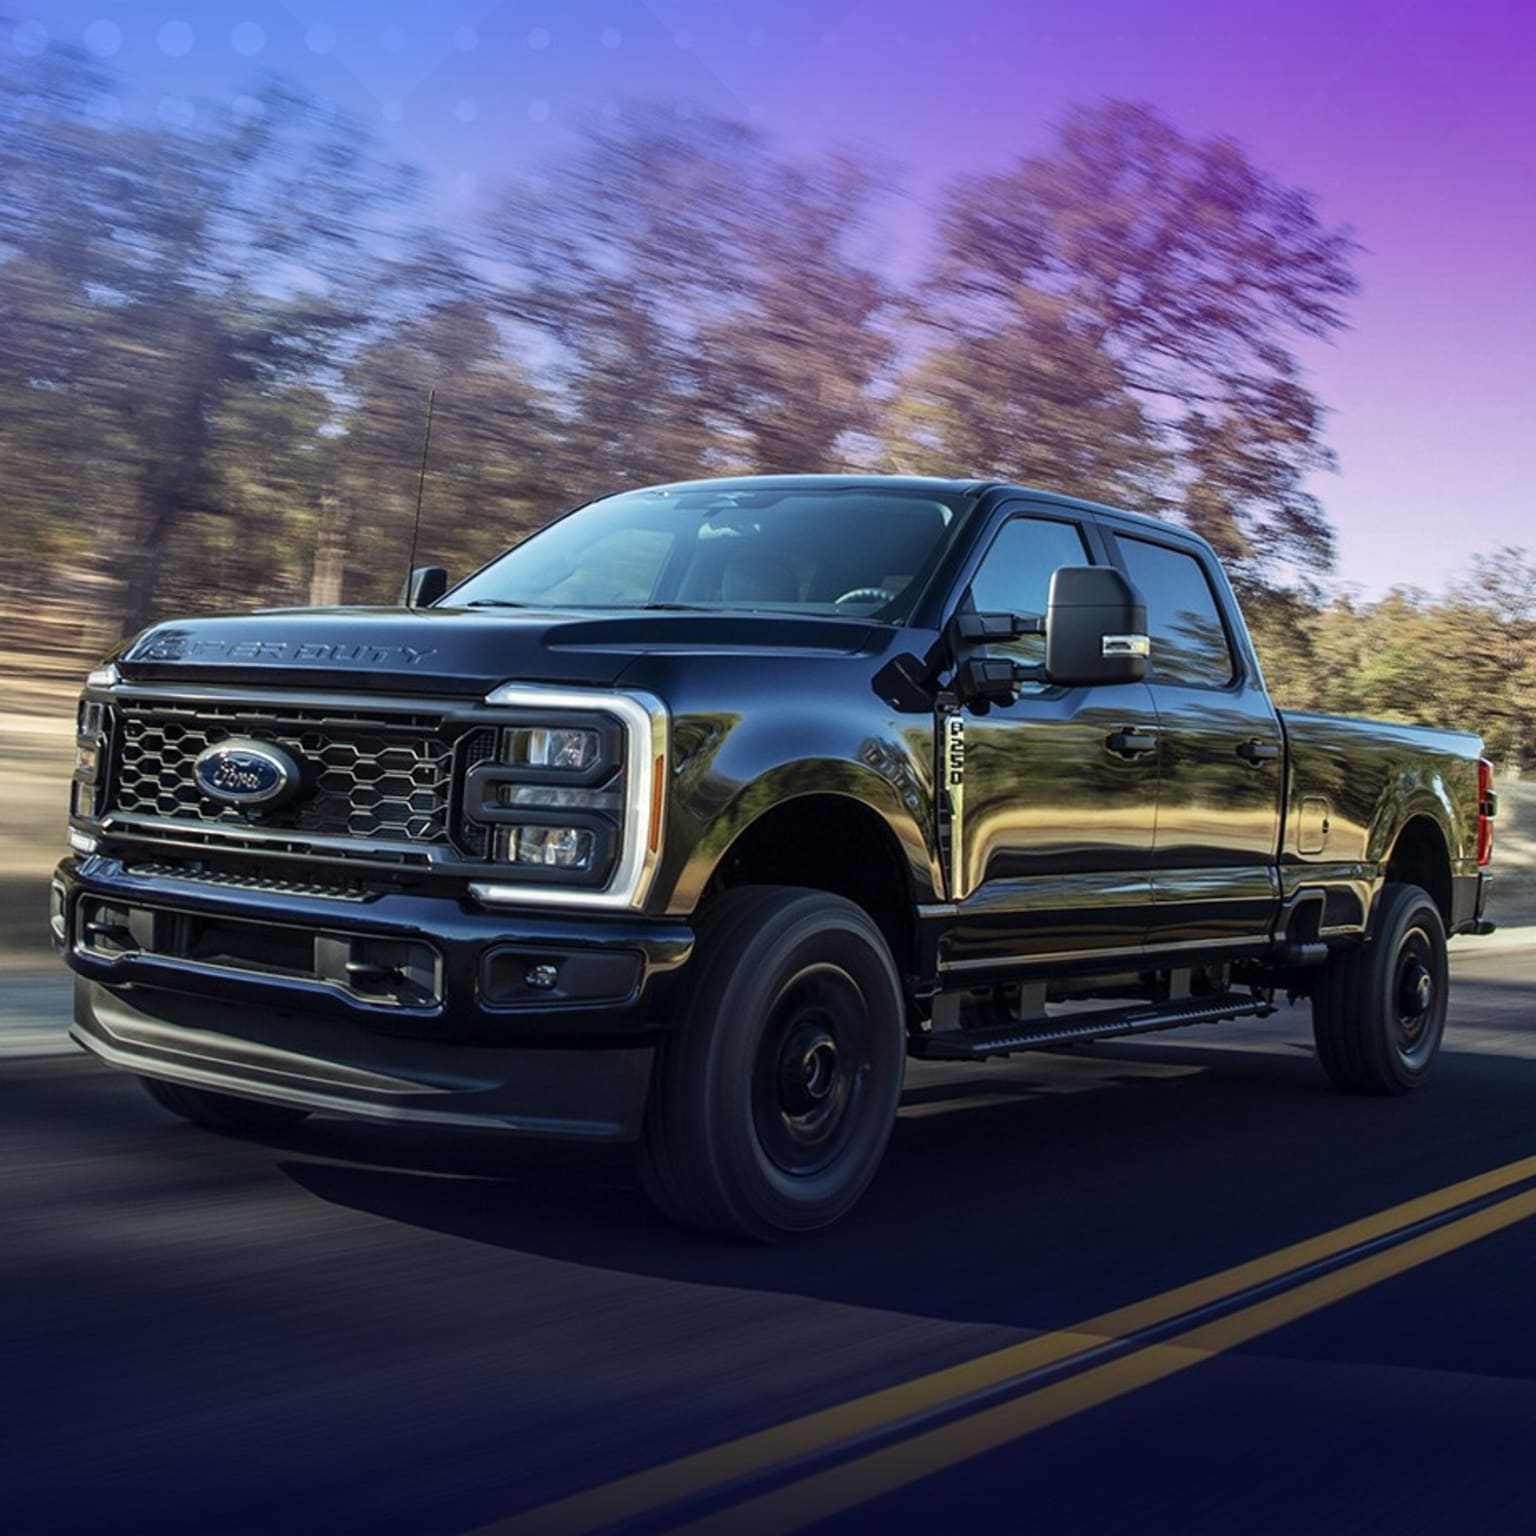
[117, 609, 631, 694]
[135, 637, 438, 667]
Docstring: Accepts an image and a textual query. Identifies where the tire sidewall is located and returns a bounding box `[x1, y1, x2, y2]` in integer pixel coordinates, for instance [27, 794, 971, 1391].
[692, 897, 904, 1236]
[1365, 886, 1449, 1091]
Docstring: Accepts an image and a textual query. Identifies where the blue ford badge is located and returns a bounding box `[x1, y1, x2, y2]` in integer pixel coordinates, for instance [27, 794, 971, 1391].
[192, 739, 300, 808]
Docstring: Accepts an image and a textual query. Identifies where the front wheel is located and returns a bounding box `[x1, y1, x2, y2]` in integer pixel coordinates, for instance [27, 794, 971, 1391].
[139, 1075, 312, 1133]
[637, 887, 906, 1241]
[1312, 882, 1449, 1095]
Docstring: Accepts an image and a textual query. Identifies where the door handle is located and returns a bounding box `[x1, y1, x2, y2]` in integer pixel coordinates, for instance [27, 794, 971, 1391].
[1236, 738, 1281, 766]
[1105, 728, 1158, 759]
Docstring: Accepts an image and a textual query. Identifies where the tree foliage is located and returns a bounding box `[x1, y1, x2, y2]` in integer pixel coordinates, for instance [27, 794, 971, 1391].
[486, 105, 895, 490]
[893, 101, 1358, 592]
[1257, 550, 1536, 771]
[1, 51, 1527, 770]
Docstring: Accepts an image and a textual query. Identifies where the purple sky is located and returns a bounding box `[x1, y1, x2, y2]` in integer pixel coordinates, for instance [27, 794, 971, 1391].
[15, 0, 1536, 593]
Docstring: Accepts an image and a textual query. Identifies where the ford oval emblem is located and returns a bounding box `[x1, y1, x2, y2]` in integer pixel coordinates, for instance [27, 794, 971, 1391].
[192, 739, 300, 808]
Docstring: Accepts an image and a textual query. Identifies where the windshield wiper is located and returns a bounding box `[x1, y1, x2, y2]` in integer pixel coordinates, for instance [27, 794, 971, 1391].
[464, 599, 534, 608]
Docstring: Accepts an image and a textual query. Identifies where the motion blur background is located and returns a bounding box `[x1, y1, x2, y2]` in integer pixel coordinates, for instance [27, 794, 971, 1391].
[2, 0, 1532, 951]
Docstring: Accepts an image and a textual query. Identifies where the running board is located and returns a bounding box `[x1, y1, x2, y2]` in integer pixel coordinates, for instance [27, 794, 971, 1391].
[915, 993, 1275, 1061]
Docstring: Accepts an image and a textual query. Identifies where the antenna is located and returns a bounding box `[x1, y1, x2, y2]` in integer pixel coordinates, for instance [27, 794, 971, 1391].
[404, 387, 436, 607]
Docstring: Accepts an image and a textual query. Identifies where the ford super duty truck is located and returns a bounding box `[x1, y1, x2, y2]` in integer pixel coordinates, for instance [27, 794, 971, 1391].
[55, 476, 1499, 1239]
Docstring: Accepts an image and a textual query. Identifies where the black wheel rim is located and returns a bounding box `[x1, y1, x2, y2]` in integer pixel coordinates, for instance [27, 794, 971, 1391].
[751, 963, 871, 1177]
[1393, 925, 1440, 1066]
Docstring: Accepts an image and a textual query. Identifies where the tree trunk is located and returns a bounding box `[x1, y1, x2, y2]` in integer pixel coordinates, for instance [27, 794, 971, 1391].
[309, 493, 350, 607]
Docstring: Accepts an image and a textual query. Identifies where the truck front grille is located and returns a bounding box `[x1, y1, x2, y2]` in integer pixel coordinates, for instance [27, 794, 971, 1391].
[108, 698, 488, 852]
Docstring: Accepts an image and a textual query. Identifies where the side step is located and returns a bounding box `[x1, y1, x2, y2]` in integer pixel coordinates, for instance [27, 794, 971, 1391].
[915, 992, 1275, 1061]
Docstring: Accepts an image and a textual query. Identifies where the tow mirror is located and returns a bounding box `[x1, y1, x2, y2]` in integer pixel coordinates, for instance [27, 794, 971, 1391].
[948, 610, 1046, 703]
[1045, 567, 1149, 686]
[401, 566, 449, 607]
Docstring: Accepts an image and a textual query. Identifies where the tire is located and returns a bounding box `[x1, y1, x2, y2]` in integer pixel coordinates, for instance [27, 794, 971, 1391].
[139, 1075, 312, 1133]
[1312, 882, 1449, 1095]
[637, 887, 906, 1242]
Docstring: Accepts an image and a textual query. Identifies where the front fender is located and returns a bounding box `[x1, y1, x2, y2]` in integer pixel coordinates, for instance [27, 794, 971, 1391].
[663, 753, 941, 916]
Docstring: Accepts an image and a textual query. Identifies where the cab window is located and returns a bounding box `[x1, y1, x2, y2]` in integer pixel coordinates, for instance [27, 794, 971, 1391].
[966, 517, 1091, 665]
[1114, 535, 1236, 687]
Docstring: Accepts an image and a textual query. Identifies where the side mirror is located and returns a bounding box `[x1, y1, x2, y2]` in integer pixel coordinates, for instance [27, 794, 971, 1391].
[401, 566, 449, 607]
[1045, 567, 1149, 686]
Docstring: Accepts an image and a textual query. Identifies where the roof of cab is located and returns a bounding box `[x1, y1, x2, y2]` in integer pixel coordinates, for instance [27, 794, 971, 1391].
[614, 473, 994, 498]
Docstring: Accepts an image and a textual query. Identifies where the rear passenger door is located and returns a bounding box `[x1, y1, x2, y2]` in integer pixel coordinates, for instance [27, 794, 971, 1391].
[1109, 533, 1285, 946]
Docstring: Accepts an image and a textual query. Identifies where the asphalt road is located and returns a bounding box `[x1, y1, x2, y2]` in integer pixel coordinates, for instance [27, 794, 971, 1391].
[4, 944, 1536, 1536]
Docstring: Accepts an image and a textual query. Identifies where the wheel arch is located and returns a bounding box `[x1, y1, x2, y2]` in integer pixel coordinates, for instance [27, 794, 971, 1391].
[1382, 813, 1454, 925]
[669, 777, 931, 984]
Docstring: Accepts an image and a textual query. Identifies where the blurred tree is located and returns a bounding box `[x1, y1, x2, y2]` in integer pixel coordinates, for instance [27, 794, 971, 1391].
[486, 105, 894, 492]
[1284, 564, 1536, 774]
[896, 100, 1358, 592]
[160, 380, 334, 615]
[0, 52, 426, 636]
[1442, 549, 1536, 771]
[324, 297, 558, 605]
[1243, 585, 1322, 712]
[696, 153, 895, 472]
[2, 50, 1524, 772]
[882, 288, 1162, 503]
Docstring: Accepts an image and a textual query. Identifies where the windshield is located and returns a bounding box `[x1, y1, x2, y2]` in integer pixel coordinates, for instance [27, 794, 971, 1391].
[446, 486, 962, 619]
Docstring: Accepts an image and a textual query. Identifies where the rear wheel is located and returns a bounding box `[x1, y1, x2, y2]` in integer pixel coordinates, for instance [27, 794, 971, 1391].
[139, 1076, 311, 1133]
[1312, 882, 1449, 1095]
[637, 887, 905, 1241]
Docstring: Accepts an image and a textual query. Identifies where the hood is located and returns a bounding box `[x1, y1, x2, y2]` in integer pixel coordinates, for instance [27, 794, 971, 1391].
[114, 606, 883, 696]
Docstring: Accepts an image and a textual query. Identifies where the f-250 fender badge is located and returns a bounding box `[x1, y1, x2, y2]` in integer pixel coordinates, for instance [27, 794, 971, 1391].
[942, 711, 966, 901]
[192, 739, 302, 809]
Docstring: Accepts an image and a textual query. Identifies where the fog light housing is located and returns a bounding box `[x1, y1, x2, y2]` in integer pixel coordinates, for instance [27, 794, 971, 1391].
[496, 825, 598, 870]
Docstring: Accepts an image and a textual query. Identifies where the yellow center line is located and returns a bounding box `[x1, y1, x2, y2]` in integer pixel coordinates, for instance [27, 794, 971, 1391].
[673, 1184, 1536, 1536]
[476, 1154, 1536, 1536]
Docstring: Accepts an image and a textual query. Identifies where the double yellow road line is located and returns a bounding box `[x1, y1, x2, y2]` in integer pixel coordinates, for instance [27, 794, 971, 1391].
[482, 1154, 1536, 1536]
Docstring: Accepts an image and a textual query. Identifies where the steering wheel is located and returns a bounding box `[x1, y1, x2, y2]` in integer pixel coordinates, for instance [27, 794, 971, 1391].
[834, 586, 897, 607]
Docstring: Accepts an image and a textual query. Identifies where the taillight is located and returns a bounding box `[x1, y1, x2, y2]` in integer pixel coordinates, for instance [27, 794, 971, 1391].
[1477, 758, 1497, 866]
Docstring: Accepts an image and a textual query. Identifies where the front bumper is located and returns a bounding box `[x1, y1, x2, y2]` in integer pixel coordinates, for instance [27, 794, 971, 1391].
[71, 977, 654, 1139]
[54, 854, 694, 1139]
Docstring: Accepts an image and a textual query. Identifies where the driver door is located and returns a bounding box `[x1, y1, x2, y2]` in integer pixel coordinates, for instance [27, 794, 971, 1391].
[942, 511, 1161, 971]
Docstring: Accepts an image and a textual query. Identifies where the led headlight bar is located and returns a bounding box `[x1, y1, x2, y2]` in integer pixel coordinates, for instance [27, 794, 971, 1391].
[468, 685, 668, 912]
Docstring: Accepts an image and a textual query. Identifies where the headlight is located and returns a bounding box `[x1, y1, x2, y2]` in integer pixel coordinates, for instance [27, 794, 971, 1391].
[502, 726, 601, 771]
[470, 685, 668, 911]
[496, 825, 598, 870]
[72, 683, 111, 826]
[462, 712, 624, 885]
[74, 741, 100, 784]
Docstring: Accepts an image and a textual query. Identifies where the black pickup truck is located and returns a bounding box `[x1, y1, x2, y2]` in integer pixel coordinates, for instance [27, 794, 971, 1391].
[55, 476, 1498, 1238]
